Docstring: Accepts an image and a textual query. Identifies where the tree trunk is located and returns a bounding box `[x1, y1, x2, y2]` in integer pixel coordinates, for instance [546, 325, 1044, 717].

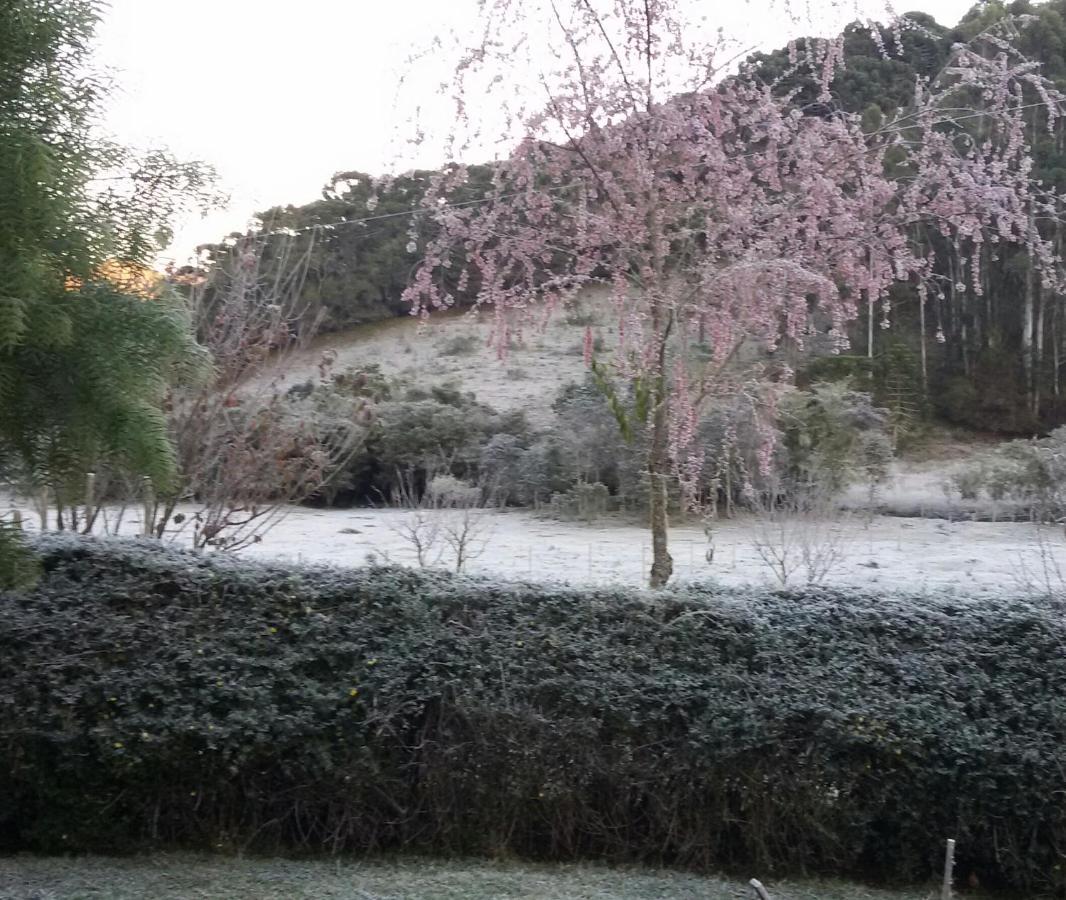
[647, 382, 673, 589]
[919, 283, 928, 398]
[1024, 249, 1035, 410]
[1057, 220, 1063, 399]
[984, 244, 992, 350]
[1054, 297, 1060, 398]
[961, 318, 970, 377]
[866, 288, 874, 358]
[1035, 279, 1045, 418]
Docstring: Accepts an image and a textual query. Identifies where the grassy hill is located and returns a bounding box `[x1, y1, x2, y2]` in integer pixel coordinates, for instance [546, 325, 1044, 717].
[266, 291, 617, 424]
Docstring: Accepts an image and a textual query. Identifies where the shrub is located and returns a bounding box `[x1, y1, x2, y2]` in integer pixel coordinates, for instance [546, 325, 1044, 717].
[328, 387, 529, 504]
[778, 382, 893, 498]
[4, 536, 1066, 894]
[0, 519, 37, 590]
[438, 333, 481, 356]
[549, 481, 611, 522]
[550, 377, 639, 494]
[950, 427, 1066, 517]
[563, 308, 597, 327]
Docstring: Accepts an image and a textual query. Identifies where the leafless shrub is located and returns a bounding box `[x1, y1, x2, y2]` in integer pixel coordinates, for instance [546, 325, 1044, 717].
[388, 471, 445, 568]
[440, 506, 493, 573]
[389, 471, 494, 573]
[1011, 519, 1066, 599]
[154, 234, 365, 551]
[750, 492, 853, 588]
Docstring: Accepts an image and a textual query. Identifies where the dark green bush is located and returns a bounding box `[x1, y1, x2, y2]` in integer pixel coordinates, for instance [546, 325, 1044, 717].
[3, 536, 1066, 893]
[325, 386, 529, 504]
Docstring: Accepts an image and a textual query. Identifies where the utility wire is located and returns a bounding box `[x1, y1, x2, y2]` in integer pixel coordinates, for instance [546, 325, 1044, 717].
[221, 97, 1061, 248]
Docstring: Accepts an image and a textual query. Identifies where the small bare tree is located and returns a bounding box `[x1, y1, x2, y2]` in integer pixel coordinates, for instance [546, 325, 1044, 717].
[154, 234, 366, 551]
[389, 471, 494, 573]
[1011, 519, 1066, 599]
[388, 470, 446, 568]
[750, 490, 853, 588]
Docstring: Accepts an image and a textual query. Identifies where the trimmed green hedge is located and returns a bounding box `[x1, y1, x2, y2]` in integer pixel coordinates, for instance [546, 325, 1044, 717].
[2, 536, 1066, 892]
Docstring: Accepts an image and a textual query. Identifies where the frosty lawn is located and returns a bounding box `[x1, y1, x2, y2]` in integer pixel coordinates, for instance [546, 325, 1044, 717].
[0, 855, 953, 900]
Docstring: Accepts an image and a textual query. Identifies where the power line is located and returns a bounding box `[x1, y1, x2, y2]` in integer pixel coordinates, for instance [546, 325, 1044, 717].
[227, 97, 1062, 248]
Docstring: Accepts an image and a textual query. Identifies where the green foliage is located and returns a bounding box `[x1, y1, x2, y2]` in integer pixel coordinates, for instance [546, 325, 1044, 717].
[199, 168, 495, 335]
[0, 285, 209, 506]
[934, 342, 1035, 433]
[0, 1, 220, 347]
[748, 14, 951, 119]
[588, 357, 651, 444]
[875, 342, 925, 446]
[0, 0, 102, 349]
[804, 343, 924, 445]
[0, 0, 217, 584]
[4, 536, 1066, 894]
[0, 520, 37, 590]
[779, 383, 893, 497]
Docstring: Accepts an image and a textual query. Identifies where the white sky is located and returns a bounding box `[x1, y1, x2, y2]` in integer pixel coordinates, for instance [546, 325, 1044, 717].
[93, 0, 977, 264]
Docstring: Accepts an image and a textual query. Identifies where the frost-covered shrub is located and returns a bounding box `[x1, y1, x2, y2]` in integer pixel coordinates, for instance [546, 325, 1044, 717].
[550, 377, 637, 493]
[4, 535, 1066, 893]
[438, 333, 480, 356]
[549, 481, 611, 522]
[323, 385, 529, 504]
[950, 427, 1066, 516]
[778, 382, 893, 498]
[692, 383, 891, 512]
[425, 474, 480, 507]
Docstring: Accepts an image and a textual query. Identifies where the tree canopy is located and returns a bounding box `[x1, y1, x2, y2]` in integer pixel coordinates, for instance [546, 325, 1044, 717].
[0, 0, 215, 577]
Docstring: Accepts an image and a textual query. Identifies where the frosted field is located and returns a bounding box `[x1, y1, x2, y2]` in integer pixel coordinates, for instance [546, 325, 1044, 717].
[7, 497, 1056, 595]
[228, 505, 1061, 594]
[6, 441, 1062, 594]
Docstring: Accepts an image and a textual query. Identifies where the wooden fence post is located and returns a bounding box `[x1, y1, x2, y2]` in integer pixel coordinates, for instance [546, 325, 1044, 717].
[942, 838, 956, 900]
[749, 878, 772, 900]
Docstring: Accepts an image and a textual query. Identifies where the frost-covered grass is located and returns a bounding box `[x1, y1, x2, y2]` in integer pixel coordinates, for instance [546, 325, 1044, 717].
[0, 855, 948, 900]
[239, 505, 1061, 595]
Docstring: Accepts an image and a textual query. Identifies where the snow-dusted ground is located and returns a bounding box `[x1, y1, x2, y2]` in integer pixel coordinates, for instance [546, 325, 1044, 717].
[9, 494, 1060, 594]
[254, 299, 614, 426]
[10, 499, 1057, 597]
[237, 506, 1066, 594]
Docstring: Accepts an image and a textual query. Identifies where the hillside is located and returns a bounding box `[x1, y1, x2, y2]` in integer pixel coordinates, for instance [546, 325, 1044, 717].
[264, 291, 618, 424]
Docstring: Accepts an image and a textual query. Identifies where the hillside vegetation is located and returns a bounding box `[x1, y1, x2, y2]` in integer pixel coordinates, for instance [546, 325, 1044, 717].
[194, 0, 1066, 437]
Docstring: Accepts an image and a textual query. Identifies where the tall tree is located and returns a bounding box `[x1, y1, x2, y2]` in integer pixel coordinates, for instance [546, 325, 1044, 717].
[405, 0, 1062, 587]
[0, 0, 217, 577]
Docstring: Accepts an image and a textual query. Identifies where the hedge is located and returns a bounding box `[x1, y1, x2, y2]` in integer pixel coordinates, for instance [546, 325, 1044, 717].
[2, 535, 1066, 892]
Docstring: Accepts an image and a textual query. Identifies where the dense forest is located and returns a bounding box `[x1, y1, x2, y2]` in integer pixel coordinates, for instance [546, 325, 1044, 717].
[754, 0, 1066, 434]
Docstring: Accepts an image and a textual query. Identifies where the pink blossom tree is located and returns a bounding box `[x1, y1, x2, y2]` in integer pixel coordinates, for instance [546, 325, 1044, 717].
[403, 1, 1064, 587]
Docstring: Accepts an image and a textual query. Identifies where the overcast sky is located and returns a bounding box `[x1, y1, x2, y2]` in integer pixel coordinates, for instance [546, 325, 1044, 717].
[92, 0, 978, 263]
